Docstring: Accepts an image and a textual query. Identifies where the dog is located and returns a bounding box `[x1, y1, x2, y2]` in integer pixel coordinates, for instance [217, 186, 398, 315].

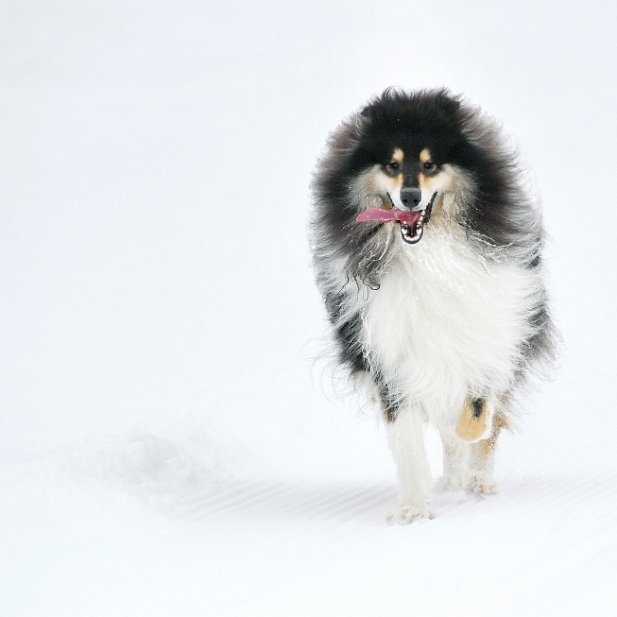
[310, 88, 554, 524]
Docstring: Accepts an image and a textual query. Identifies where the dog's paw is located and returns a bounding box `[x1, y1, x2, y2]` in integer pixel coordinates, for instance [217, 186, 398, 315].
[466, 472, 499, 495]
[387, 504, 435, 525]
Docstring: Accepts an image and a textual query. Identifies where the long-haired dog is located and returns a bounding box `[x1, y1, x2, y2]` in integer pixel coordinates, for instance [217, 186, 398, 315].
[310, 88, 554, 523]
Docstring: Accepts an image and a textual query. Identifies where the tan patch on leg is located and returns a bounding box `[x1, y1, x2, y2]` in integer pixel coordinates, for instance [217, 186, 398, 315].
[465, 411, 507, 494]
[471, 413, 507, 463]
[455, 398, 491, 442]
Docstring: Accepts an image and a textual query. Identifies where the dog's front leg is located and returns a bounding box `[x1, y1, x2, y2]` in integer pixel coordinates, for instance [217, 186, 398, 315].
[386, 407, 433, 524]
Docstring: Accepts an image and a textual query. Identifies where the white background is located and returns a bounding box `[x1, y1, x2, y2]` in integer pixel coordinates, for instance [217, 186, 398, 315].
[2, 1, 617, 615]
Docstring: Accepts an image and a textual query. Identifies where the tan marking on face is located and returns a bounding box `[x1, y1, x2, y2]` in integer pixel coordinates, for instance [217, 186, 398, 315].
[418, 173, 432, 191]
[358, 165, 403, 210]
[391, 148, 404, 166]
[419, 148, 432, 164]
[382, 171, 403, 208]
[418, 172, 444, 197]
[414, 163, 459, 222]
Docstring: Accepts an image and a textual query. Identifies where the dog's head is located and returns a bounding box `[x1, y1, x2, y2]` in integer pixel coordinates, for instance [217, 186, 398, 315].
[347, 88, 479, 244]
[312, 88, 534, 289]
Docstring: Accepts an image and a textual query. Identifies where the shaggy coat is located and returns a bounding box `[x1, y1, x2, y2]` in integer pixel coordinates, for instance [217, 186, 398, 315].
[310, 88, 554, 523]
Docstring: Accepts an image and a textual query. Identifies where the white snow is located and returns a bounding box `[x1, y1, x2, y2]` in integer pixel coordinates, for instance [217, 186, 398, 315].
[1, 1, 617, 615]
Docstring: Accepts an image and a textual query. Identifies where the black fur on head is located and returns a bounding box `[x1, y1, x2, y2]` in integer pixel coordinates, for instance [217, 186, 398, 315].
[312, 88, 543, 264]
[352, 88, 465, 173]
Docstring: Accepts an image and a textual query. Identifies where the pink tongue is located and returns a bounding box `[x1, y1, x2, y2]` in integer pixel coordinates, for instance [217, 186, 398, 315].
[356, 208, 422, 226]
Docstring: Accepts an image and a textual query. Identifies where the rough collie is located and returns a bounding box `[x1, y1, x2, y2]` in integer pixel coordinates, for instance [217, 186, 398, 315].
[310, 88, 554, 523]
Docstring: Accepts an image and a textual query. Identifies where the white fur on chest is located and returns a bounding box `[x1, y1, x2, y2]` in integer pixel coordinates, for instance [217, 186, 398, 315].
[360, 226, 539, 427]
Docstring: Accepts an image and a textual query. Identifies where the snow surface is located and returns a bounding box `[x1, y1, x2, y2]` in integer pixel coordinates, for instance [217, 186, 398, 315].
[2, 1, 617, 615]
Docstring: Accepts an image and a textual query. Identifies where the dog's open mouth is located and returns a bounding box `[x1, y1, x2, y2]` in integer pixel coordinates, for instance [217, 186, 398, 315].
[356, 193, 435, 245]
[400, 210, 427, 244]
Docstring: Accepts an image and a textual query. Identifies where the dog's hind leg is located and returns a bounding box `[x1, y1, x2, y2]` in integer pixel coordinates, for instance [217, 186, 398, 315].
[385, 407, 433, 524]
[466, 411, 508, 495]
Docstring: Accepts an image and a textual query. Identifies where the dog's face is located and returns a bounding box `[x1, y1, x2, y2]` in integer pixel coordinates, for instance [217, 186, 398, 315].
[348, 90, 474, 244]
[353, 144, 459, 210]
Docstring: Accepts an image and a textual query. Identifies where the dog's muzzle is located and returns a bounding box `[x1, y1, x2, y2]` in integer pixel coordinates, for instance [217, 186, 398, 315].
[398, 190, 437, 244]
[400, 187, 423, 211]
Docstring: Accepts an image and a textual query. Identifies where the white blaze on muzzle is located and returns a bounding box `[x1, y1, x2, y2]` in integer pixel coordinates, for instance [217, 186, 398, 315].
[380, 190, 438, 245]
[388, 187, 435, 211]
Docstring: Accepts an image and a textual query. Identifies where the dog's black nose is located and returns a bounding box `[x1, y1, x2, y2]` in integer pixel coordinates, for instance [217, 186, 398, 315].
[400, 187, 422, 210]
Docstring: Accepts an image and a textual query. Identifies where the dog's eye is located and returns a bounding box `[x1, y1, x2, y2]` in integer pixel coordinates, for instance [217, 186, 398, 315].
[387, 161, 400, 171]
[423, 161, 436, 171]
